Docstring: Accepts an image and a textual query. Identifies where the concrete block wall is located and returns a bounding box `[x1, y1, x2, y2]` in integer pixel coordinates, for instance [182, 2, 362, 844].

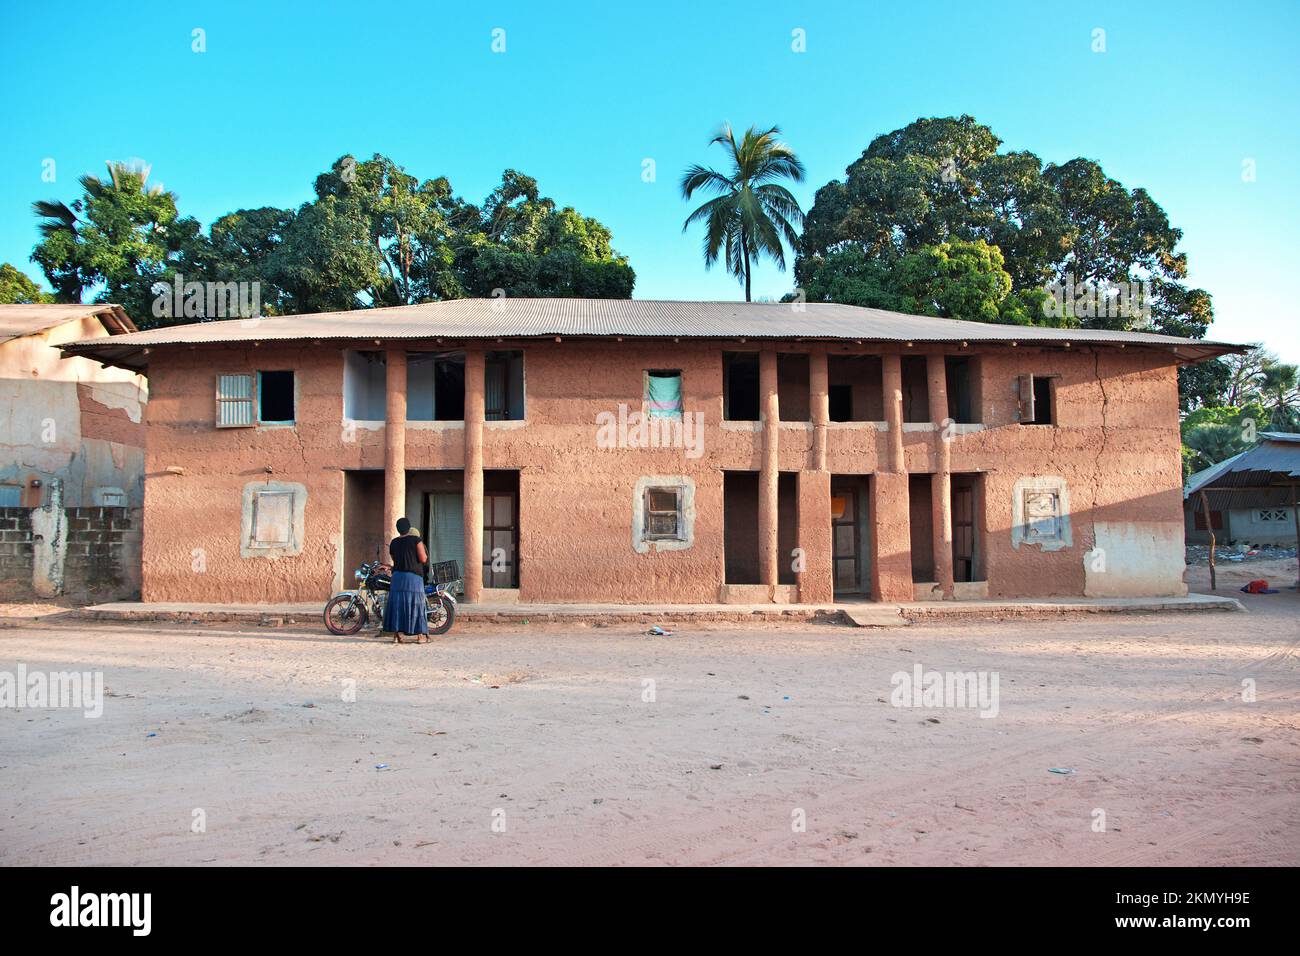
[0, 508, 35, 588]
[0, 505, 140, 601]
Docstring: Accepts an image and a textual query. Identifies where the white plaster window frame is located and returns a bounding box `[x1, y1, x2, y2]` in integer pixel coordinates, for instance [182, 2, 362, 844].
[241, 481, 307, 558]
[1010, 475, 1072, 552]
[631, 476, 695, 554]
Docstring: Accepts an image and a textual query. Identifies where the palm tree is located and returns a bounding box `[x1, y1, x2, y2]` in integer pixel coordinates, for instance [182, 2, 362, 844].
[1256, 361, 1299, 430]
[32, 161, 171, 302]
[680, 124, 805, 301]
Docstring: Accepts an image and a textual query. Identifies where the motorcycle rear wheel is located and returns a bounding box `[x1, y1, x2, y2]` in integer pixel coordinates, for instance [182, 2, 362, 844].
[324, 594, 368, 635]
[428, 595, 455, 635]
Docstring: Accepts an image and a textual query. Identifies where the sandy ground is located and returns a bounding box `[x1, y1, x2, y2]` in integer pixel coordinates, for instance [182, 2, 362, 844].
[1, 563, 1296, 867]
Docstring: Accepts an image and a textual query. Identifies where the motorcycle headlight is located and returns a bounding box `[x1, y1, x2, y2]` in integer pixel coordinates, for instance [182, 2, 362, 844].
[354, 570, 365, 582]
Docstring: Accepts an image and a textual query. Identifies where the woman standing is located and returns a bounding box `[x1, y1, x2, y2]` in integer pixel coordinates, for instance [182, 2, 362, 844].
[383, 517, 429, 644]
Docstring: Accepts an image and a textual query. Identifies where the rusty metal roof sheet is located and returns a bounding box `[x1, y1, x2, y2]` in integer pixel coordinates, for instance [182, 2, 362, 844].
[58, 298, 1244, 372]
[1, 302, 136, 344]
[1186, 433, 1300, 501]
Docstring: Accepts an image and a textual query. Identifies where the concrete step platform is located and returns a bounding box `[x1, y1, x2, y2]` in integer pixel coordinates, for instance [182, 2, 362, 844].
[72, 593, 1243, 628]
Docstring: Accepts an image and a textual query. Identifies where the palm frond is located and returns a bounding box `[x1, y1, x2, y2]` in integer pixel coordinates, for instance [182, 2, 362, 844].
[679, 164, 734, 200]
[681, 121, 806, 297]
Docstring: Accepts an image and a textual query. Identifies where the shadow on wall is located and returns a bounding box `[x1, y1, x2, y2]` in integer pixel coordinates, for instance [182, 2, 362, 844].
[882, 482, 1190, 599]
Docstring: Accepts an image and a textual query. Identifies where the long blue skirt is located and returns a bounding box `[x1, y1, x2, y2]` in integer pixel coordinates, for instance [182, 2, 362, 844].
[383, 571, 428, 634]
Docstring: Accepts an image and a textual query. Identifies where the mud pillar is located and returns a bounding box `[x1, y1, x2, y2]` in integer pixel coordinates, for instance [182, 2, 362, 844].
[759, 348, 780, 593]
[463, 348, 485, 604]
[797, 349, 833, 603]
[383, 349, 407, 562]
[809, 348, 828, 472]
[882, 353, 905, 474]
[874, 353, 912, 602]
[871, 473, 913, 602]
[927, 353, 954, 598]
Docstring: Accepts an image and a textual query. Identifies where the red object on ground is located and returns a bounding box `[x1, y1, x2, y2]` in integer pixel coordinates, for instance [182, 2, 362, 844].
[1242, 579, 1270, 594]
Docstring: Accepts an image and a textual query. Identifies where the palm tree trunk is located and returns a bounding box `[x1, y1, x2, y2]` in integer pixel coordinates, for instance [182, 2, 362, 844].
[745, 255, 752, 302]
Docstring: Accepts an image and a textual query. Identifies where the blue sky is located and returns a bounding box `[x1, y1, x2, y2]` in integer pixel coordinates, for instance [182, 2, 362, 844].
[2, 0, 1296, 361]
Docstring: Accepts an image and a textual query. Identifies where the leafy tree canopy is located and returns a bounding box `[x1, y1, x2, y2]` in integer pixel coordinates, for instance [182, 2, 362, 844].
[31, 156, 633, 327]
[0, 263, 52, 304]
[31, 161, 193, 322]
[1178, 346, 1298, 476]
[797, 115, 1213, 345]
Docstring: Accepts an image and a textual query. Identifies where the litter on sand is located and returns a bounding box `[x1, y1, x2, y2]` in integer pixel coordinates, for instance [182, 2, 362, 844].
[1048, 767, 1075, 775]
[1240, 579, 1279, 594]
[647, 625, 673, 636]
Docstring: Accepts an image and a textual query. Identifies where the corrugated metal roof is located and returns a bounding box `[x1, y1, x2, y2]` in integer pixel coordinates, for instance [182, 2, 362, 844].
[58, 298, 1244, 372]
[1, 302, 135, 344]
[1186, 434, 1300, 499]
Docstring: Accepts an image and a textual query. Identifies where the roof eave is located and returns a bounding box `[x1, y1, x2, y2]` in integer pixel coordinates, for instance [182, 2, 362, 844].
[59, 331, 1243, 374]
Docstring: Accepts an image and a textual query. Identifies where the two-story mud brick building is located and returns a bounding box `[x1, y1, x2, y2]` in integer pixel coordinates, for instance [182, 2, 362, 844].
[62, 298, 1240, 606]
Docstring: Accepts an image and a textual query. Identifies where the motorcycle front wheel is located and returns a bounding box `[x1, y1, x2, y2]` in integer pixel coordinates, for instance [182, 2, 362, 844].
[324, 594, 368, 635]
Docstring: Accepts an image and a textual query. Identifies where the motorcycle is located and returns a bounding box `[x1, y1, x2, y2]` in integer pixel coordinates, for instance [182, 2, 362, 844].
[323, 557, 458, 637]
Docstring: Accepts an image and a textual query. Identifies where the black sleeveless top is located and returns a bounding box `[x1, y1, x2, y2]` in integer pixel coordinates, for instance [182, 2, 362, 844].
[389, 535, 425, 576]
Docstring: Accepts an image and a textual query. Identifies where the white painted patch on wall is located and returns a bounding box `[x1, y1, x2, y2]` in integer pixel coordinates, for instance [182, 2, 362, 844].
[86, 381, 143, 423]
[31, 478, 67, 597]
[1085, 521, 1187, 597]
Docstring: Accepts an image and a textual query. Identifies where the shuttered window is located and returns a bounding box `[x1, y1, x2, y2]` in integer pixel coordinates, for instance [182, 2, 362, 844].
[1018, 374, 1055, 425]
[216, 374, 255, 428]
[1023, 490, 1063, 544]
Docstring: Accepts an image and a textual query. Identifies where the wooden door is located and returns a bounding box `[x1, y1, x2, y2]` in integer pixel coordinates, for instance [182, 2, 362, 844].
[831, 486, 861, 595]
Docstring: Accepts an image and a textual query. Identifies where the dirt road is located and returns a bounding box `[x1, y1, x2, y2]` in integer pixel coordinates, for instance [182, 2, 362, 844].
[2, 566, 1296, 866]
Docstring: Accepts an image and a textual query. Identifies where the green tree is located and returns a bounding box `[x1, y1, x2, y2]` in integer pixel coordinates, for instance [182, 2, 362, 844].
[1256, 361, 1299, 431]
[1183, 422, 1247, 477]
[890, 239, 1012, 323]
[169, 157, 635, 315]
[793, 238, 1063, 327]
[451, 168, 634, 298]
[1178, 359, 1231, 414]
[1180, 401, 1270, 477]
[31, 161, 195, 321]
[0, 263, 52, 304]
[797, 115, 1213, 343]
[681, 124, 805, 301]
